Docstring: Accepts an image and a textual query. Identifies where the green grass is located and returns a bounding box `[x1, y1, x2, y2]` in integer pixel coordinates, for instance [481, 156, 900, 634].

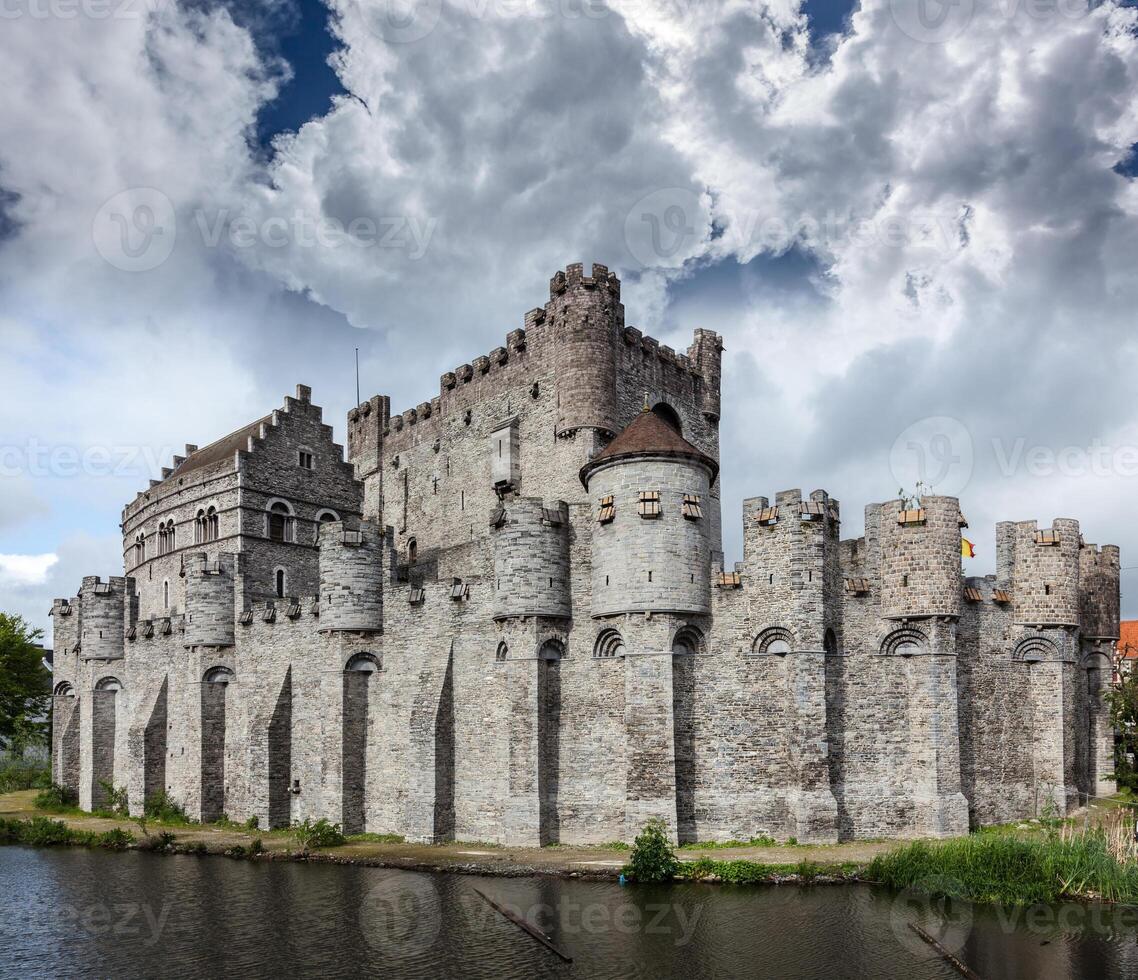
[681, 856, 860, 883]
[679, 835, 778, 850]
[0, 816, 134, 850]
[867, 831, 1138, 905]
[346, 832, 406, 845]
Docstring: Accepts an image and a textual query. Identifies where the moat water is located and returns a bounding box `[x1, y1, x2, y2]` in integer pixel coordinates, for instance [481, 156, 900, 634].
[2, 847, 1138, 979]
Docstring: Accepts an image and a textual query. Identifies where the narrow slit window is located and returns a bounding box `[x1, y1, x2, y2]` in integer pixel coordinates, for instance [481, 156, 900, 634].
[638, 490, 661, 518]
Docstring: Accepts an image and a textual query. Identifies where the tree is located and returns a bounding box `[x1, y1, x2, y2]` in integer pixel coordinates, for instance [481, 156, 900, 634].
[1108, 665, 1138, 794]
[0, 613, 51, 752]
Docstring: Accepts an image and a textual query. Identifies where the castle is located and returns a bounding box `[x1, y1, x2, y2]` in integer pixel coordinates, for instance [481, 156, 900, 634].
[49, 263, 1120, 845]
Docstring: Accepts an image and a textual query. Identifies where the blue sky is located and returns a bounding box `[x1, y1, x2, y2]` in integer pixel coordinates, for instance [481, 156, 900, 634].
[2, 0, 1138, 634]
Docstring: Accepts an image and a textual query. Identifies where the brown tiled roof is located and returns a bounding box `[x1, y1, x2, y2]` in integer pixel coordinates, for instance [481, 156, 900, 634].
[579, 410, 718, 488]
[1119, 621, 1138, 658]
[167, 416, 269, 481]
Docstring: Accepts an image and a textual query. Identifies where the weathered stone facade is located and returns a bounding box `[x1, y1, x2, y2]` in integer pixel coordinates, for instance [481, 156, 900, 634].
[50, 263, 1119, 844]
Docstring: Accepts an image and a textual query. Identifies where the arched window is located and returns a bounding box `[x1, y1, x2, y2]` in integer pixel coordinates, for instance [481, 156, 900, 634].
[268, 501, 293, 543]
[203, 666, 234, 685]
[824, 628, 838, 657]
[538, 639, 565, 661]
[495, 642, 508, 663]
[317, 509, 339, 524]
[753, 627, 794, 656]
[134, 532, 145, 564]
[157, 521, 170, 555]
[275, 569, 287, 599]
[881, 628, 928, 658]
[594, 628, 625, 659]
[345, 652, 381, 673]
[162, 579, 170, 609]
[53, 681, 74, 697]
[1013, 637, 1059, 664]
[651, 402, 683, 435]
[206, 506, 219, 542]
[195, 509, 205, 544]
[408, 538, 418, 563]
[672, 625, 703, 656]
[95, 676, 123, 692]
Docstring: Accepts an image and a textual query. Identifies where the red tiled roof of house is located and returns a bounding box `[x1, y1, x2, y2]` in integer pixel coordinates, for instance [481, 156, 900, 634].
[1119, 620, 1138, 658]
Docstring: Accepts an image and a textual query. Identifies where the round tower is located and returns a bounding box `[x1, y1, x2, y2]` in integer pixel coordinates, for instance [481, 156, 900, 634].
[79, 576, 126, 660]
[549, 263, 622, 438]
[183, 552, 236, 647]
[319, 520, 383, 632]
[879, 496, 964, 620]
[582, 410, 716, 618]
[1012, 518, 1081, 626]
[491, 498, 571, 620]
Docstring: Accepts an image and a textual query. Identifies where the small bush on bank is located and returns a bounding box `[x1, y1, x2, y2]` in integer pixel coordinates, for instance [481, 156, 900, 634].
[143, 790, 192, 824]
[624, 819, 681, 883]
[294, 818, 346, 849]
[98, 828, 134, 850]
[98, 782, 129, 817]
[34, 783, 78, 812]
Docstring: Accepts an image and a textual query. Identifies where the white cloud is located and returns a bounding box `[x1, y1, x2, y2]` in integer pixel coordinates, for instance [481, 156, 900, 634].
[2, 0, 1138, 617]
[0, 553, 59, 588]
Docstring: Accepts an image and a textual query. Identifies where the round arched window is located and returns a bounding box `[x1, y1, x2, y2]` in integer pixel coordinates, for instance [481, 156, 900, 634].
[895, 641, 921, 658]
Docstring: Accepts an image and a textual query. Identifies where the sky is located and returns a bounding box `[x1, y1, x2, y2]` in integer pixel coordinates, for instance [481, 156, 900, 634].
[2, 0, 1138, 639]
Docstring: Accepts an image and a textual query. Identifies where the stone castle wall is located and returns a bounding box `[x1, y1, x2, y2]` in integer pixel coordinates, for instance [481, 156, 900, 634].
[49, 263, 1120, 845]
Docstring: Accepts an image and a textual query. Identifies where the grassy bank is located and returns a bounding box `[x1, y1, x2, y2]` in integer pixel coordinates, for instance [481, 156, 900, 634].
[867, 816, 1138, 905]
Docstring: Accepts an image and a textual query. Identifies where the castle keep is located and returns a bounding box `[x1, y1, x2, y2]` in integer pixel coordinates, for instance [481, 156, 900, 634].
[50, 263, 1120, 844]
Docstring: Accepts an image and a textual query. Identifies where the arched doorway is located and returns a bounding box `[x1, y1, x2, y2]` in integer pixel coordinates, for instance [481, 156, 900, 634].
[343, 653, 381, 833]
[201, 667, 233, 822]
[538, 640, 564, 845]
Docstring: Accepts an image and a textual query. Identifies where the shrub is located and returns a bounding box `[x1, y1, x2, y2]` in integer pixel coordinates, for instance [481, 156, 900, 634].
[294, 817, 346, 849]
[143, 790, 191, 824]
[98, 828, 134, 850]
[249, 838, 264, 856]
[98, 782, 129, 816]
[244, 815, 260, 831]
[624, 819, 680, 884]
[0, 761, 51, 793]
[179, 840, 208, 855]
[34, 784, 78, 812]
[17, 817, 79, 847]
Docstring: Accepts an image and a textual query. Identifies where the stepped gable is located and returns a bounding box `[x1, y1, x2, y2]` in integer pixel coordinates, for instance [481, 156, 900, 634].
[167, 416, 269, 480]
[579, 408, 718, 488]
